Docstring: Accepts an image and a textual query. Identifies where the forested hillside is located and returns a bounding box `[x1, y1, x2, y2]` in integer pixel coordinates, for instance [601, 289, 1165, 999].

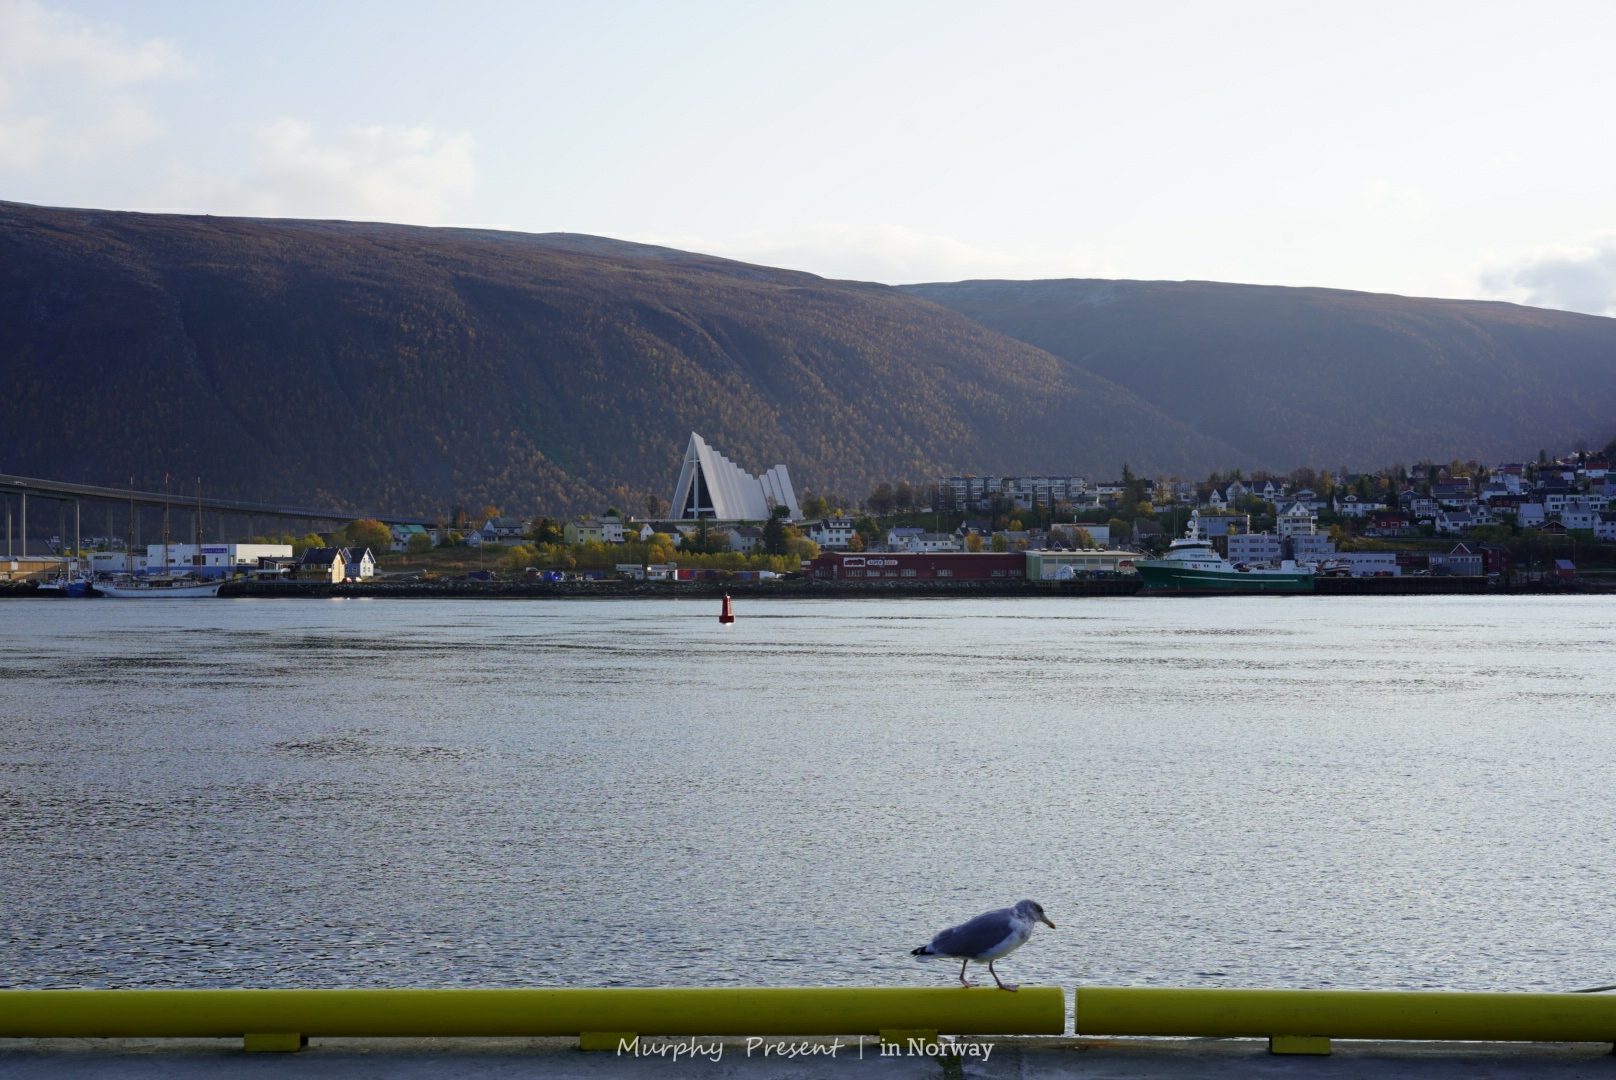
[0, 203, 1240, 516]
[903, 278, 1616, 470]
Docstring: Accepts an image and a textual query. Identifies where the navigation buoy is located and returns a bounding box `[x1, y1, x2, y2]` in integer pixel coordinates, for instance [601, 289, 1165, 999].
[719, 594, 736, 624]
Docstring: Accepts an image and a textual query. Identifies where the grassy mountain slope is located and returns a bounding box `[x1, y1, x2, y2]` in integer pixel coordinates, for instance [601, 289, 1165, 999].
[0, 203, 1244, 517]
[903, 278, 1616, 470]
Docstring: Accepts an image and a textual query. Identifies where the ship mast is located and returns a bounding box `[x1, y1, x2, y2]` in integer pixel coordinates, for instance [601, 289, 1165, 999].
[162, 475, 170, 575]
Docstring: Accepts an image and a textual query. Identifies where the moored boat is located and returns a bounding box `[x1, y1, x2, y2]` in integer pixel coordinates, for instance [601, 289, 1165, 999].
[1136, 520, 1313, 595]
[99, 576, 220, 598]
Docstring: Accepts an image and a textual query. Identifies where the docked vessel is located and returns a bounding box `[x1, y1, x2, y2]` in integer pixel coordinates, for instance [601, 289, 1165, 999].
[1136, 523, 1314, 595]
[97, 476, 221, 597]
[99, 576, 220, 599]
[38, 575, 95, 597]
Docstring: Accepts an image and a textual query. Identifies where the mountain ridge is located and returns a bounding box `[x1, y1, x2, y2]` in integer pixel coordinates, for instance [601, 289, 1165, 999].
[901, 277, 1616, 470]
[0, 202, 1244, 516]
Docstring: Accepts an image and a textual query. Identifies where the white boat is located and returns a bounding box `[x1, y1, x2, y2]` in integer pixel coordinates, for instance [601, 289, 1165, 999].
[99, 576, 221, 598]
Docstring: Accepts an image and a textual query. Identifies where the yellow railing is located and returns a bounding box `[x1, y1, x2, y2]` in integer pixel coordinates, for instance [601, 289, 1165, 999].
[4, 985, 1615, 1055]
[1076, 987, 1616, 1047]
[0, 986, 1063, 1041]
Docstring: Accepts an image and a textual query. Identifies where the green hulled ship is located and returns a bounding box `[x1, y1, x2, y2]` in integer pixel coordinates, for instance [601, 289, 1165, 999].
[1135, 525, 1314, 595]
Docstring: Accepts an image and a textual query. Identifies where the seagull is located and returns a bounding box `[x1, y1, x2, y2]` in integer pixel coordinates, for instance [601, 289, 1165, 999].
[910, 899, 1056, 991]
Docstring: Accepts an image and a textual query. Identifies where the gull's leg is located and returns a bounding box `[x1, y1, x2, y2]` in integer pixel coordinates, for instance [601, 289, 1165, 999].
[988, 961, 1018, 992]
[957, 958, 975, 987]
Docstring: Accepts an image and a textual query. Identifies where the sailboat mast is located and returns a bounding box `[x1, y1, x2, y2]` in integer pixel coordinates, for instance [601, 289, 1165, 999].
[162, 475, 170, 575]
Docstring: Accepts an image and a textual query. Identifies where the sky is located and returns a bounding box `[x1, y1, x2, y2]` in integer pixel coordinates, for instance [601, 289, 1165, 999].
[4, 0, 1616, 314]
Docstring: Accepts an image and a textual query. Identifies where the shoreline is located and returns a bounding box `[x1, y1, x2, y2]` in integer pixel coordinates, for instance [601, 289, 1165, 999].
[3, 578, 1609, 600]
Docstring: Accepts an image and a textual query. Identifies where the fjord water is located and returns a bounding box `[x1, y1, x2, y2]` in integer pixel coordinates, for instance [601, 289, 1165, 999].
[2, 596, 1614, 994]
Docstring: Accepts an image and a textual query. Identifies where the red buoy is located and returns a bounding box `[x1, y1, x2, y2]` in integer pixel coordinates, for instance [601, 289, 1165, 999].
[718, 593, 736, 624]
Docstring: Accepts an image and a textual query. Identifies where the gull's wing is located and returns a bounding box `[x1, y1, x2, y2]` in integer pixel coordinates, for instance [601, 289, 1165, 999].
[925, 907, 1016, 958]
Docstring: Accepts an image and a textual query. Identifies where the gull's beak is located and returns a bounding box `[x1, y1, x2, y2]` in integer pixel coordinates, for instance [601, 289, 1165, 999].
[1042, 917, 1057, 929]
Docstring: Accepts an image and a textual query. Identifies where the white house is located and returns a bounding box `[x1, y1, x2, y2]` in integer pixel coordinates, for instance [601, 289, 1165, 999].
[479, 517, 528, 544]
[1517, 503, 1546, 528]
[1558, 502, 1600, 530]
[897, 532, 962, 553]
[1596, 512, 1616, 542]
[1334, 495, 1386, 518]
[343, 547, 377, 580]
[1276, 503, 1317, 539]
[885, 526, 926, 550]
[1435, 510, 1477, 535]
[729, 526, 764, 553]
[805, 518, 855, 551]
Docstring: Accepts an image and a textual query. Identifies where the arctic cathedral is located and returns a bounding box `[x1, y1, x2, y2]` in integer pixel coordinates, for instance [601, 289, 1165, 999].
[670, 432, 801, 521]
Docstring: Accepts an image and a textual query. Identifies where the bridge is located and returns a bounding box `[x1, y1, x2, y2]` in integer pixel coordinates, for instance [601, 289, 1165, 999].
[1, 472, 434, 559]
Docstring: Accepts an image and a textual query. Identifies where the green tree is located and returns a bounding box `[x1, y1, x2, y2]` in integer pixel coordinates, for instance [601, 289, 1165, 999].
[407, 532, 434, 555]
[990, 532, 1009, 552]
[761, 513, 790, 555]
[853, 515, 882, 547]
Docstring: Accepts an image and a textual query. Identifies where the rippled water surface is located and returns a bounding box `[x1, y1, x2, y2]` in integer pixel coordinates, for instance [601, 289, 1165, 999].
[2, 595, 1614, 993]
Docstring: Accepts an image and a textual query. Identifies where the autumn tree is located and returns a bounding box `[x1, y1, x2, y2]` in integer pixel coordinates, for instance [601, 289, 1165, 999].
[342, 519, 391, 552]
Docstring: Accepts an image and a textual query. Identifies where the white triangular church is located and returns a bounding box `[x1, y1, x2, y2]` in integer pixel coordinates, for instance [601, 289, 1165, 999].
[670, 432, 801, 521]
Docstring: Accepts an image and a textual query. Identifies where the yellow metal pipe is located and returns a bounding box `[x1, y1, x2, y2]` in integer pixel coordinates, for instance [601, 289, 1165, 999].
[0, 987, 1064, 1039]
[1076, 987, 1616, 1042]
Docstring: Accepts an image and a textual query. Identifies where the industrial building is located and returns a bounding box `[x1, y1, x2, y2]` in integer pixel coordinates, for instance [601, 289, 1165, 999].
[89, 543, 293, 577]
[809, 552, 1025, 580]
[1024, 550, 1140, 579]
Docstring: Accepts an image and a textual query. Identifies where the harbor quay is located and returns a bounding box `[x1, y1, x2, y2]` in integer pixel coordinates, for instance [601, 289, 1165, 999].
[3, 1035, 1615, 1078]
[4, 982, 1616, 1078]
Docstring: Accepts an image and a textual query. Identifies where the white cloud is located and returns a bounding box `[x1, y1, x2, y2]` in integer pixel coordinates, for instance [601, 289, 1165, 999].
[222, 118, 476, 222]
[631, 222, 1120, 284]
[0, 0, 183, 169]
[1481, 238, 1616, 317]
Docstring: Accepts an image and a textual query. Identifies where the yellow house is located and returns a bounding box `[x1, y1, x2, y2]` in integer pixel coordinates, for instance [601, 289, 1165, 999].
[297, 547, 347, 582]
[563, 517, 625, 545]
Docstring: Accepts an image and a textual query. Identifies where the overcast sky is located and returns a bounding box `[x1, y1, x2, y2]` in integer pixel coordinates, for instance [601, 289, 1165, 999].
[4, 0, 1615, 313]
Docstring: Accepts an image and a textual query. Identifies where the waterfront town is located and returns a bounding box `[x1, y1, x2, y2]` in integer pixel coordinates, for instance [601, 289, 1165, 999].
[4, 433, 1614, 590]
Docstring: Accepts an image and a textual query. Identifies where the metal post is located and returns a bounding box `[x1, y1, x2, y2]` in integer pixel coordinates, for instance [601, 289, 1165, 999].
[75, 500, 81, 572]
[19, 492, 25, 559]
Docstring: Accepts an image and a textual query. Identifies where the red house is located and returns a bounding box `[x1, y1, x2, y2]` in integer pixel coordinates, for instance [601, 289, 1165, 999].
[1478, 543, 1512, 576]
[1365, 512, 1412, 537]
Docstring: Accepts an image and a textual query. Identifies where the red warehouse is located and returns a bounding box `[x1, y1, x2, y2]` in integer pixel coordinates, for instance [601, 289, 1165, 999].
[809, 552, 1026, 580]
